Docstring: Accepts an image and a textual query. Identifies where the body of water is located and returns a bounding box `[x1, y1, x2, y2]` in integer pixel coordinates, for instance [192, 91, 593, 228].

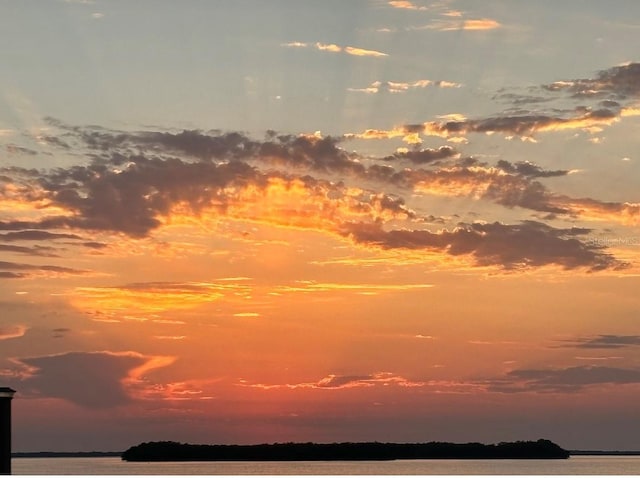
[11, 455, 640, 475]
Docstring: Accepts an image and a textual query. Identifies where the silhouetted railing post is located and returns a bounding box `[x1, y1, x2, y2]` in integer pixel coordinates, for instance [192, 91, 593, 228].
[0, 388, 16, 475]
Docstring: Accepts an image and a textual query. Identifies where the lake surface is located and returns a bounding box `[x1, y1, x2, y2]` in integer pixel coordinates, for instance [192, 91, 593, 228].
[11, 455, 640, 475]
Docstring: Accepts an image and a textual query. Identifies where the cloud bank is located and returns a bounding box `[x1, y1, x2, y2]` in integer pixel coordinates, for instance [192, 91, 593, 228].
[0, 110, 634, 272]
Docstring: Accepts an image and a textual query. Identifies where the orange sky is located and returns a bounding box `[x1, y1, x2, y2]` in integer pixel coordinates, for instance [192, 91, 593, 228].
[1, 0, 640, 452]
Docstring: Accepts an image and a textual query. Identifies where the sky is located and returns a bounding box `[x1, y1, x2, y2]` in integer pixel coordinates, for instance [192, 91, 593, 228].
[1, 0, 640, 452]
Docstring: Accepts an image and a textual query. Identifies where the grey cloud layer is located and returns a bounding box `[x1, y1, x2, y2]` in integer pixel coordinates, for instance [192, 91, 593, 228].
[561, 335, 640, 349]
[341, 220, 621, 271]
[542, 62, 640, 100]
[489, 365, 640, 393]
[0, 111, 634, 271]
[6, 351, 147, 408]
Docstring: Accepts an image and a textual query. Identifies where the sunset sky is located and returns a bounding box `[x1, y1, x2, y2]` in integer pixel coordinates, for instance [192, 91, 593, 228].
[1, 0, 640, 452]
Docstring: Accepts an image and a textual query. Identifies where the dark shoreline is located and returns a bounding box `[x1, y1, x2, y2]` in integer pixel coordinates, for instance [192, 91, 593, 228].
[13, 452, 122, 458]
[121, 439, 571, 462]
[13, 449, 640, 459]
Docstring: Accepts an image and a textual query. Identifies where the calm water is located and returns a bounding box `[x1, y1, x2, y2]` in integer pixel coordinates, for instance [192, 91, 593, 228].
[11, 455, 640, 475]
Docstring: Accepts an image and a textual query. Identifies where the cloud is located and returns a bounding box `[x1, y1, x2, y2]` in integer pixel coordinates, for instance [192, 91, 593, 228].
[348, 79, 461, 94]
[543, 62, 640, 100]
[0, 230, 82, 241]
[30, 122, 614, 231]
[341, 220, 625, 271]
[343, 46, 388, 57]
[418, 18, 501, 31]
[240, 372, 427, 390]
[283, 41, 388, 58]
[348, 106, 630, 145]
[5, 144, 38, 156]
[489, 365, 640, 393]
[559, 335, 640, 349]
[315, 42, 342, 53]
[0, 325, 27, 341]
[0, 272, 24, 279]
[0, 260, 87, 278]
[52, 328, 71, 339]
[0, 243, 60, 257]
[421, 108, 620, 138]
[495, 160, 570, 178]
[405, 163, 639, 226]
[2, 119, 633, 272]
[6, 351, 175, 408]
[384, 146, 458, 164]
[71, 281, 251, 321]
[281, 41, 307, 48]
[388, 0, 427, 10]
[240, 372, 478, 395]
[274, 281, 433, 294]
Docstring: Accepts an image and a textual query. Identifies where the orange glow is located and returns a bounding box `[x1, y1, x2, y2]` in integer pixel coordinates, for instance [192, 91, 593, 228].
[70, 281, 250, 318]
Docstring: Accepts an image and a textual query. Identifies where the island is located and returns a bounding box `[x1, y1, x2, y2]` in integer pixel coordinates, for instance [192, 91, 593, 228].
[121, 439, 570, 462]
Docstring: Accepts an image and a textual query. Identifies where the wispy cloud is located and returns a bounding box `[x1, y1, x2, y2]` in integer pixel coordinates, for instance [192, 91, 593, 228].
[487, 365, 640, 393]
[558, 334, 640, 349]
[71, 281, 252, 321]
[416, 18, 502, 31]
[315, 42, 342, 53]
[387, 0, 427, 10]
[0, 260, 88, 279]
[239, 372, 428, 390]
[343, 46, 388, 57]
[348, 79, 461, 94]
[283, 41, 388, 57]
[281, 41, 308, 48]
[274, 281, 433, 295]
[348, 108, 622, 143]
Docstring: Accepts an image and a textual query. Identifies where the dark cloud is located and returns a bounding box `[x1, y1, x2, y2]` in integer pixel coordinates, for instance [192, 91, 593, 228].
[493, 91, 553, 105]
[560, 335, 640, 349]
[402, 166, 570, 214]
[423, 108, 618, 138]
[0, 260, 86, 276]
[39, 135, 71, 150]
[341, 220, 624, 271]
[0, 243, 60, 257]
[81, 241, 108, 249]
[5, 144, 38, 156]
[384, 146, 457, 164]
[495, 160, 569, 178]
[2, 148, 409, 238]
[10, 351, 147, 408]
[0, 230, 82, 241]
[43, 119, 364, 176]
[52, 328, 71, 339]
[490, 365, 640, 393]
[36, 157, 261, 237]
[543, 62, 640, 99]
[0, 218, 73, 232]
[0, 119, 631, 271]
[256, 133, 365, 175]
[0, 272, 24, 278]
[499, 63, 640, 109]
[23, 120, 636, 228]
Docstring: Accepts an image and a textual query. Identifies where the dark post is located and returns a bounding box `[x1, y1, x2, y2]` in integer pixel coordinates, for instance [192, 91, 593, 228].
[0, 388, 15, 475]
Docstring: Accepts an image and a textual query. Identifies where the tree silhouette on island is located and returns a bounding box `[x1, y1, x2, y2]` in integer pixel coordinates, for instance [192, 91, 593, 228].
[122, 439, 570, 462]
